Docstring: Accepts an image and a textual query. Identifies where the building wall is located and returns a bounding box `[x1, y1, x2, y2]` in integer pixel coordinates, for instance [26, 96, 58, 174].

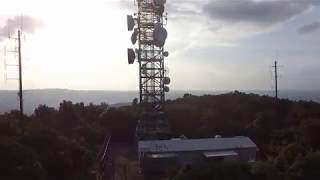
[235, 148, 256, 163]
[140, 148, 256, 172]
[177, 151, 206, 166]
[141, 156, 178, 173]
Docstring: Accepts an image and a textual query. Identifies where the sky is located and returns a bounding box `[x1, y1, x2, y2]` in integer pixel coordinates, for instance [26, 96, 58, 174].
[0, 0, 319, 91]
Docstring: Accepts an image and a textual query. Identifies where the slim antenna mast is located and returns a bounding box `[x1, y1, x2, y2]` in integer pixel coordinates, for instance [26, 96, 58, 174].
[17, 30, 24, 132]
[273, 61, 278, 100]
[6, 24, 25, 133]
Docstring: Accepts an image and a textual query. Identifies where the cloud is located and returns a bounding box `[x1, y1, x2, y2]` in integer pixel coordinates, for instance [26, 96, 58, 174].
[120, 0, 319, 30]
[118, 0, 319, 25]
[117, 0, 320, 49]
[0, 16, 41, 41]
[116, 0, 201, 19]
[202, 0, 315, 27]
[117, 0, 131, 10]
[299, 21, 320, 34]
[166, 0, 202, 19]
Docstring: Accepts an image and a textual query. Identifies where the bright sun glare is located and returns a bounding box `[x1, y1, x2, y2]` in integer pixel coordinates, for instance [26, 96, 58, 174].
[1, 0, 137, 90]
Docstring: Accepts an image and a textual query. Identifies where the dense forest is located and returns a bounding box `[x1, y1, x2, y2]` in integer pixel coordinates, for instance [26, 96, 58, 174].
[1, 91, 320, 180]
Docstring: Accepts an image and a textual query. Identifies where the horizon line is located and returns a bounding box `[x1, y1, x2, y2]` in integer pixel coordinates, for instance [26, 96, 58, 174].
[0, 88, 319, 92]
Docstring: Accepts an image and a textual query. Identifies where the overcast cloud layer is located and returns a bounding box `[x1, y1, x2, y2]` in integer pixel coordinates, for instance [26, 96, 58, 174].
[120, 0, 320, 90]
[299, 21, 320, 34]
[120, 0, 319, 26]
[203, 0, 315, 26]
[121, 0, 320, 40]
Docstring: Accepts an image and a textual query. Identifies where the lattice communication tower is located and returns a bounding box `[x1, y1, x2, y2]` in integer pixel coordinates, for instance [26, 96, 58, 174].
[127, 0, 170, 139]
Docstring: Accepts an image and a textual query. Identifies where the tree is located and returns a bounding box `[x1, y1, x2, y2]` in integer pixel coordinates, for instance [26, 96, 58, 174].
[0, 138, 46, 180]
[301, 152, 320, 180]
[57, 101, 80, 135]
[252, 161, 281, 180]
[302, 119, 320, 150]
[132, 98, 138, 107]
[33, 105, 57, 128]
[99, 108, 137, 141]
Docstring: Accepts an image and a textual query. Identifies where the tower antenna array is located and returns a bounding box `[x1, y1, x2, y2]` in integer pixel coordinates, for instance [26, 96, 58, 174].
[127, 0, 170, 139]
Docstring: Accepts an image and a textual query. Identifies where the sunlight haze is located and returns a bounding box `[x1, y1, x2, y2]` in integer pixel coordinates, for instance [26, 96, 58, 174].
[0, 0, 319, 91]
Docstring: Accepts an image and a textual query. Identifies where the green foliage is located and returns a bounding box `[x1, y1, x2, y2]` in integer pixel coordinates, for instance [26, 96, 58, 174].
[0, 101, 114, 180]
[275, 143, 306, 172]
[252, 161, 281, 180]
[99, 108, 138, 141]
[174, 163, 253, 180]
[0, 118, 18, 136]
[0, 137, 46, 180]
[301, 152, 320, 180]
[2, 92, 320, 179]
[132, 98, 138, 107]
[57, 101, 81, 134]
[301, 119, 320, 150]
[166, 92, 320, 180]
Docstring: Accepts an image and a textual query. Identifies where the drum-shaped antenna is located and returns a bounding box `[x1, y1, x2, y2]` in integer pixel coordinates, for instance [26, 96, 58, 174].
[163, 51, 169, 57]
[153, 25, 167, 47]
[164, 86, 170, 92]
[164, 77, 171, 85]
[127, 15, 135, 31]
[128, 48, 136, 64]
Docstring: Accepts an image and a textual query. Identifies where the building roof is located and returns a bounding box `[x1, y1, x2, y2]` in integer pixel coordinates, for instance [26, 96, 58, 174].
[203, 151, 238, 158]
[146, 153, 177, 158]
[138, 137, 257, 153]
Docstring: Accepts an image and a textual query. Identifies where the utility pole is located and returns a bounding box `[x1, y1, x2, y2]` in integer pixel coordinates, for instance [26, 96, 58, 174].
[273, 61, 278, 100]
[18, 30, 24, 133]
[5, 17, 25, 133]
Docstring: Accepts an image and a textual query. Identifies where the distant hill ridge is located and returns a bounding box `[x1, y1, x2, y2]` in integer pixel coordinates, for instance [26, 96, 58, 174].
[0, 89, 138, 114]
[1, 89, 320, 114]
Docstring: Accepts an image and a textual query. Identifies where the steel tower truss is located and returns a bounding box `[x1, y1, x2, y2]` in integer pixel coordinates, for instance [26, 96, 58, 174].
[128, 0, 170, 139]
[138, 0, 165, 112]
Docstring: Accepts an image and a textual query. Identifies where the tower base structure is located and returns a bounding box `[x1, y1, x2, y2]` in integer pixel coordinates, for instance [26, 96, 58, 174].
[136, 111, 171, 140]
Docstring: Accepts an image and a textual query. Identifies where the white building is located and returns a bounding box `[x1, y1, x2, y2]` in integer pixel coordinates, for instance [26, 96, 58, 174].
[138, 136, 258, 173]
